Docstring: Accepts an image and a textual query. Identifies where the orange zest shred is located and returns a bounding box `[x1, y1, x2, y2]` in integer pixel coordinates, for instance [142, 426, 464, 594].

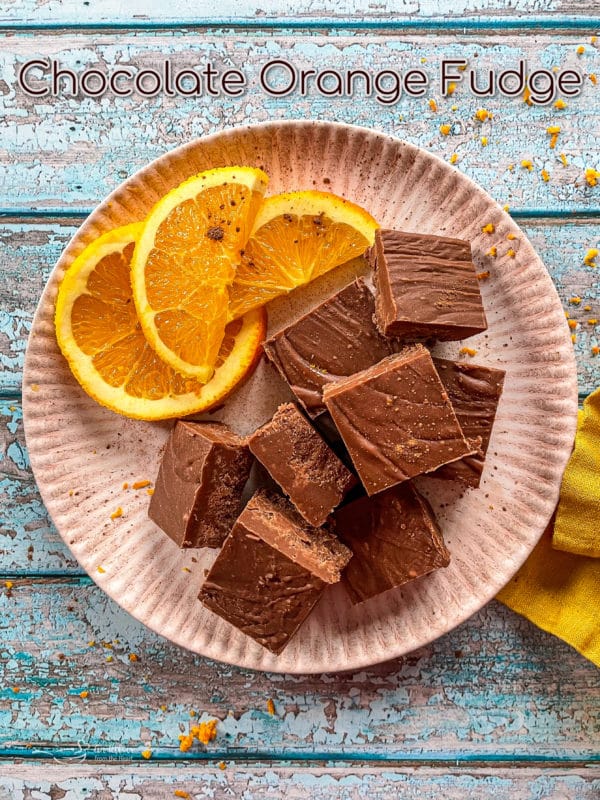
[507, 249, 516, 258]
[179, 718, 218, 752]
[590, 74, 598, 85]
[480, 137, 488, 146]
[554, 99, 567, 109]
[122, 482, 129, 490]
[477, 271, 490, 280]
[507, 233, 516, 240]
[141, 749, 152, 760]
[174, 792, 190, 799]
[569, 297, 582, 305]
[584, 248, 598, 266]
[218, 761, 227, 770]
[568, 319, 578, 330]
[487, 246, 497, 257]
[267, 698, 276, 715]
[481, 223, 495, 234]
[449, 153, 458, 164]
[97, 565, 106, 573]
[560, 153, 568, 167]
[577, 45, 585, 55]
[459, 347, 477, 357]
[429, 99, 437, 112]
[541, 169, 550, 182]
[439, 123, 452, 135]
[585, 168, 600, 187]
[521, 159, 533, 171]
[79, 690, 89, 698]
[110, 508, 123, 520]
[474, 108, 491, 122]
[447, 82, 457, 95]
[572, 334, 577, 343]
[588, 319, 598, 325]
[523, 86, 532, 105]
[132, 480, 151, 490]
[592, 346, 599, 356]
[147, 488, 154, 496]
[12, 687, 20, 694]
[129, 653, 138, 662]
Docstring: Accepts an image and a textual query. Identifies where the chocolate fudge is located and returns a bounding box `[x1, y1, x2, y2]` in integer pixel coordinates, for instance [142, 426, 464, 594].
[323, 344, 475, 495]
[198, 490, 352, 654]
[149, 421, 252, 549]
[263, 278, 393, 417]
[248, 403, 356, 527]
[334, 483, 450, 604]
[370, 229, 487, 341]
[430, 358, 505, 487]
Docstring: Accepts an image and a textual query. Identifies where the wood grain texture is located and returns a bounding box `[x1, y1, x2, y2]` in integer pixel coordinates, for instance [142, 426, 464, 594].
[0, 219, 597, 401]
[0, 33, 598, 211]
[1, 0, 599, 26]
[0, 764, 599, 799]
[0, 580, 598, 759]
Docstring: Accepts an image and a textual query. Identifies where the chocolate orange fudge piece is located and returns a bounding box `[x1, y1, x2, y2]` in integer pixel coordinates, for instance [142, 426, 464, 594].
[430, 358, 505, 487]
[198, 490, 352, 654]
[249, 403, 356, 527]
[149, 421, 252, 549]
[323, 345, 475, 495]
[334, 483, 450, 604]
[370, 229, 487, 340]
[263, 278, 393, 417]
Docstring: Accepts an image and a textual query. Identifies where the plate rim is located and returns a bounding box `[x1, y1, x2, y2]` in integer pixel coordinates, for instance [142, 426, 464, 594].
[22, 118, 579, 674]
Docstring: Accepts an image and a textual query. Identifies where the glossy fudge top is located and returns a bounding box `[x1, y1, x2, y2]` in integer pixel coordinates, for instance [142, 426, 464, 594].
[334, 482, 450, 604]
[431, 358, 506, 487]
[371, 229, 488, 341]
[148, 421, 252, 548]
[198, 490, 350, 655]
[323, 344, 475, 495]
[263, 278, 393, 417]
[248, 403, 356, 527]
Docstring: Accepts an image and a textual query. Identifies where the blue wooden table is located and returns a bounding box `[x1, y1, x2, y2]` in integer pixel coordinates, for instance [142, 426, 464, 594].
[1, 2, 599, 796]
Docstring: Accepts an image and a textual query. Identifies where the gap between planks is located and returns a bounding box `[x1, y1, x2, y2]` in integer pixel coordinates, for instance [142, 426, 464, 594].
[0, 750, 598, 766]
[0, 16, 599, 35]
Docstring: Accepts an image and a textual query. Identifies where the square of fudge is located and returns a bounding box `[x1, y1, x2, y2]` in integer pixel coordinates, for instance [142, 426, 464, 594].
[198, 490, 352, 654]
[149, 421, 253, 549]
[263, 278, 393, 417]
[322, 344, 475, 495]
[430, 358, 506, 487]
[248, 403, 356, 526]
[370, 229, 487, 340]
[334, 483, 450, 604]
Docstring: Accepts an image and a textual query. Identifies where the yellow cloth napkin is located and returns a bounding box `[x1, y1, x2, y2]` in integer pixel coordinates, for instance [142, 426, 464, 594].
[497, 524, 600, 666]
[498, 386, 600, 667]
[553, 387, 600, 558]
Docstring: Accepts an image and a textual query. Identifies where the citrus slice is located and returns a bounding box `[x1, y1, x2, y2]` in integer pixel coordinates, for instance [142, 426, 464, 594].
[55, 224, 266, 421]
[228, 190, 379, 320]
[132, 166, 269, 381]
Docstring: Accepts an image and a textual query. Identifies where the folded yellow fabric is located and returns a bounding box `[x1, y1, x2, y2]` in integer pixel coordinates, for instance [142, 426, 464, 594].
[497, 525, 600, 667]
[553, 386, 600, 558]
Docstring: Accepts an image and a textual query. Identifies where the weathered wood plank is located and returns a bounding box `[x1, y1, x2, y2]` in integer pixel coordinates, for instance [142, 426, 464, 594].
[1, 219, 598, 400]
[0, 764, 599, 799]
[0, 33, 598, 211]
[0, 579, 598, 759]
[1, 0, 599, 26]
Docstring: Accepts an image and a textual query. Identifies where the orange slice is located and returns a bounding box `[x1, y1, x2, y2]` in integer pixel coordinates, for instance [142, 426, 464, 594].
[132, 166, 269, 381]
[55, 223, 266, 421]
[228, 190, 379, 320]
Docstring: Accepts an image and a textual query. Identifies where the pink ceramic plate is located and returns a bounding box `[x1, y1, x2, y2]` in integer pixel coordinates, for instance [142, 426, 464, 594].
[23, 121, 577, 673]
